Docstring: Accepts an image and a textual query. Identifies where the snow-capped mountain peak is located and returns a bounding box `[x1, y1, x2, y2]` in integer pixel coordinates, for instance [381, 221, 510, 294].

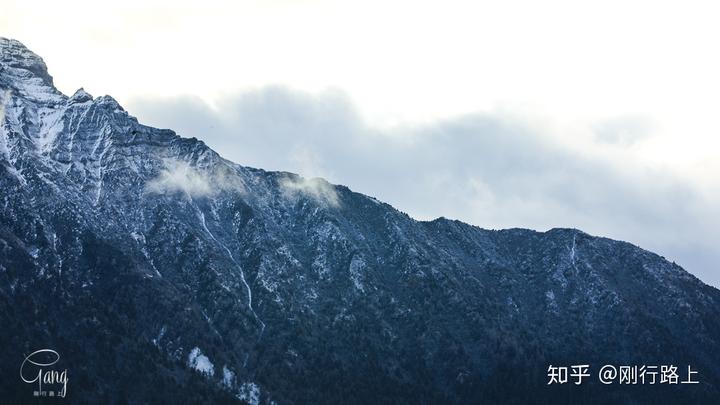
[0, 37, 63, 104]
[2, 38, 720, 404]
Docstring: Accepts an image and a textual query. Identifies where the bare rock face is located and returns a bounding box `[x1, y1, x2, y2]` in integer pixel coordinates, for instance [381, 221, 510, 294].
[1, 38, 719, 404]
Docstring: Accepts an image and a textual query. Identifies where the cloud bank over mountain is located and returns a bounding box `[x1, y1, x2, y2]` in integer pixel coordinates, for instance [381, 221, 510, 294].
[128, 88, 720, 287]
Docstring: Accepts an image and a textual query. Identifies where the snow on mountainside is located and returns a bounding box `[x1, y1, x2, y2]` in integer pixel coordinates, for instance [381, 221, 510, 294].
[1, 38, 720, 404]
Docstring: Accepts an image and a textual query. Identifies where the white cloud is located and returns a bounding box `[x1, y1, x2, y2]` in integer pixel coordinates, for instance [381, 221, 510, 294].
[145, 158, 245, 197]
[279, 175, 340, 207]
[592, 115, 655, 146]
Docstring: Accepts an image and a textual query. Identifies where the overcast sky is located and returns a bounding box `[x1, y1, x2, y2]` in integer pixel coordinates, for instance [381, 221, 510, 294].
[3, 0, 719, 286]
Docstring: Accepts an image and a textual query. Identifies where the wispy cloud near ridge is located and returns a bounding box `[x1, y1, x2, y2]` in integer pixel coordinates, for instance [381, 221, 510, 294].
[145, 158, 245, 197]
[279, 175, 340, 207]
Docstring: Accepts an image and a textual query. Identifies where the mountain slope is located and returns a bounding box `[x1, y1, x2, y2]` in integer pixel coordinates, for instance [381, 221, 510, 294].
[1, 38, 719, 404]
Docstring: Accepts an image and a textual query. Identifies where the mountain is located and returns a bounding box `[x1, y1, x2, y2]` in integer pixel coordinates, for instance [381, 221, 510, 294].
[1, 38, 719, 404]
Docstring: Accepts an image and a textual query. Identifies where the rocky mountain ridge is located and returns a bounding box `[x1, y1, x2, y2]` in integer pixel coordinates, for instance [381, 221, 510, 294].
[1, 37, 719, 404]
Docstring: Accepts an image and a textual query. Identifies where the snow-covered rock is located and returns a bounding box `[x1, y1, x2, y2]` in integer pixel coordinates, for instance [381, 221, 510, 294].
[188, 347, 215, 377]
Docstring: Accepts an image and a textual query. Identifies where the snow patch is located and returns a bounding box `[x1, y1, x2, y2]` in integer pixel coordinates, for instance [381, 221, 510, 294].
[69, 88, 93, 104]
[569, 234, 577, 264]
[0, 89, 10, 123]
[546, 290, 559, 312]
[152, 326, 166, 347]
[312, 254, 331, 278]
[349, 255, 366, 292]
[35, 107, 66, 153]
[196, 207, 266, 341]
[237, 382, 261, 405]
[222, 365, 236, 388]
[0, 89, 10, 159]
[187, 347, 214, 377]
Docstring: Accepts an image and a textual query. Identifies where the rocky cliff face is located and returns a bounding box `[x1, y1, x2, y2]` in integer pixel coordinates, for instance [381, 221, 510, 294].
[1, 38, 719, 404]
